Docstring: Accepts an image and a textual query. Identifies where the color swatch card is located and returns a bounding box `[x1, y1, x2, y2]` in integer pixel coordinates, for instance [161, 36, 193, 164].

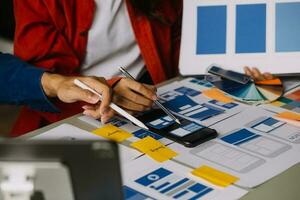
[261, 86, 300, 115]
[122, 156, 247, 200]
[180, 0, 300, 75]
[207, 74, 284, 104]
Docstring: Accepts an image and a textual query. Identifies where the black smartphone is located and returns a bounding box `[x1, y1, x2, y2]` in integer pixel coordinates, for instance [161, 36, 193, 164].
[137, 109, 218, 147]
[208, 65, 252, 84]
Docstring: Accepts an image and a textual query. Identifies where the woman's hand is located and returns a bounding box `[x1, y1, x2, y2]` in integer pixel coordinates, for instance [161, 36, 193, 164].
[244, 67, 274, 81]
[112, 78, 157, 112]
[41, 73, 113, 123]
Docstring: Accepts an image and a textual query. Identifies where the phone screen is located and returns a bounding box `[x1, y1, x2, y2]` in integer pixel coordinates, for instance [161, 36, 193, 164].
[137, 109, 218, 147]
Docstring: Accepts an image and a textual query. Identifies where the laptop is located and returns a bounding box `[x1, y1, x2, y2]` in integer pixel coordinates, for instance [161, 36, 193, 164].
[0, 140, 123, 200]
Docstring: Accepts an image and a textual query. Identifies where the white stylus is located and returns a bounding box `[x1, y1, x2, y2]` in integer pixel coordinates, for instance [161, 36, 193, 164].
[74, 79, 149, 130]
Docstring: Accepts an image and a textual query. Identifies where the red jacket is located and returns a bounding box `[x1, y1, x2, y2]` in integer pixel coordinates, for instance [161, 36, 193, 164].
[12, 0, 182, 136]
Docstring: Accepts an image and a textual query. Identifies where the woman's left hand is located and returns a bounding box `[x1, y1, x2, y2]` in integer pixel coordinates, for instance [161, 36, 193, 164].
[112, 78, 157, 112]
[244, 67, 274, 81]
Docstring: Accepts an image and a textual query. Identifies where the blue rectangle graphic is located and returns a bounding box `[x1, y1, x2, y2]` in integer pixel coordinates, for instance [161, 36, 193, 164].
[160, 178, 189, 194]
[135, 168, 172, 187]
[123, 186, 153, 200]
[175, 86, 201, 97]
[236, 4, 266, 53]
[276, 2, 300, 52]
[196, 6, 227, 54]
[133, 129, 163, 140]
[221, 129, 260, 145]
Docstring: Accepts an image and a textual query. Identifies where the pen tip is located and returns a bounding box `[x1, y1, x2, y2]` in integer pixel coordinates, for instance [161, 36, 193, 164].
[175, 119, 181, 125]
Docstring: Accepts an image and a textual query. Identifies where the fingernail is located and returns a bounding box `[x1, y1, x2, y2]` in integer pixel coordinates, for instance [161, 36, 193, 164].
[152, 95, 158, 100]
[100, 108, 107, 115]
[82, 105, 89, 110]
[89, 95, 99, 103]
[83, 110, 90, 116]
[101, 116, 108, 124]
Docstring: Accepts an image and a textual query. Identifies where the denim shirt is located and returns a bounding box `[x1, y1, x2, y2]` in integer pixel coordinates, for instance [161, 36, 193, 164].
[0, 53, 58, 112]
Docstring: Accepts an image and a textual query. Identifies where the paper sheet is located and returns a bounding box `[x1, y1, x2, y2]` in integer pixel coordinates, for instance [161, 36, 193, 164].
[179, 0, 300, 75]
[78, 115, 173, 145]
[157, 78, 249, 127]
[169, 107, 300, 188]
[30, 124, 142, 165]
[122, 156, 247, 200]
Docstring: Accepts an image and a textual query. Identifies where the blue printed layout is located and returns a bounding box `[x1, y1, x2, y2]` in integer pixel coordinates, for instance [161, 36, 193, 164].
[160, 92, 224, 121]
[123, 186, 154, 200]
[135, 168, 213, 200]
[132, 129, 163, 140]
[209, 100, 238, 109]
[174, 86, 201, 97]
[221, 129, 260, 146]
[251, 117, 285, 133]
[190, 79, 214, 88]
[107, 118, 128, 127]
[170, 123, 204, 138]
[236, 4, 266, 53]
[276, 2, 300, 52]
[147, 115, 176, 130]
[196, 5, 227, 54]
[221, 129, 290, 157]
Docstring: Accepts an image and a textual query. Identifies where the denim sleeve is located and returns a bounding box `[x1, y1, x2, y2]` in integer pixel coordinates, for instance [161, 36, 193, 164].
[0, 53, 59, 112]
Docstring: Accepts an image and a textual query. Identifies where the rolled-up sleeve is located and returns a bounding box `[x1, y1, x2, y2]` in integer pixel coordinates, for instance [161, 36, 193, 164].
[0, 53, 59, 112]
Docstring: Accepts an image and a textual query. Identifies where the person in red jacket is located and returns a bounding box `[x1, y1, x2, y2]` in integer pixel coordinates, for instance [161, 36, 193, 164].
[12, 0, 182, 135]
[13, 0, 273, 136]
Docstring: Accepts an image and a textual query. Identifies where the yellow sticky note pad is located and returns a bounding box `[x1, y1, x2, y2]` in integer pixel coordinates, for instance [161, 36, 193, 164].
[276, 111, 300, 121]
[192, 165, 239, 187]
[202, 88, 234, 103]
[130, 136, 177, 162]
[92, 124, 132, 142]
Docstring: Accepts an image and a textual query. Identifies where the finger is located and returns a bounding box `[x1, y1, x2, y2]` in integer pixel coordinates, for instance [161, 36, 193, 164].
[82, 105, 96, 110]
[63, 86, 99, 103]
[125, 78, 157, 100]
[113, 94, 148, 112]
[244, 66, 253, 77]
[83, 108, 101, 119]
[101, 109, 115, 124]
[80, 77, 112, 115]
[263, 72, 274, 80]
[144, 84, 157, 92]
[252, 67, 264, 81]
[124, 90, 154, 107]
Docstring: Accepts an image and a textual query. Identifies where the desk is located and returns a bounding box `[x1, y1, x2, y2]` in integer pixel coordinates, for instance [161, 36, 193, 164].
[20, 77, 300, 200]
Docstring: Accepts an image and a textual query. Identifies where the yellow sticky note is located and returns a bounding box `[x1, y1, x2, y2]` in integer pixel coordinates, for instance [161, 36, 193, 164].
[92, 124, 132, 142]
[276, 111, 300, 121]
[202, 88, 234, 103]
[130, 136, 177, 162]
[271, 101, 286, 107]
[192, 165, 239, 187]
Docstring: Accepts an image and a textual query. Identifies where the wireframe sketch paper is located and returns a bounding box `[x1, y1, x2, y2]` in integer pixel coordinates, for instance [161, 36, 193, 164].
[169, 107, 300, 188]
[180, 0, 300, 75]
[122, 156, 247, 200]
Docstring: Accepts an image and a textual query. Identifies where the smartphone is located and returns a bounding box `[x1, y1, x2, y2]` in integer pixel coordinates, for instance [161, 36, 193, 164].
[137, 109, 218, 147]
[208, 65, 252, 84]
